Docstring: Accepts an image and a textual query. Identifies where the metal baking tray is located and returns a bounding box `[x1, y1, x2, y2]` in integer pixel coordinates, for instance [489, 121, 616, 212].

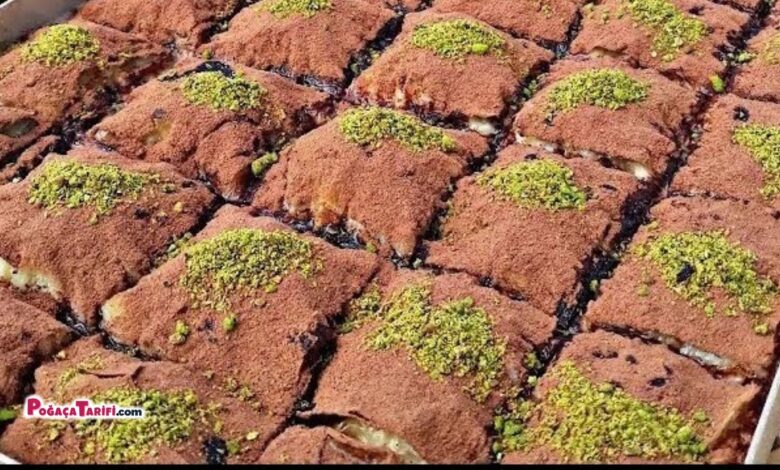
[0, 0, 778, 464]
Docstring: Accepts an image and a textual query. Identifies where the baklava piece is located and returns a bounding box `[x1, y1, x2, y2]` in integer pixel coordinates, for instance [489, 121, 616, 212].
[89, 59, 331, 201]
[350, 11, 553, 135]
[260, 426, 405, 464]
[733, 17, 780, 102]
[203, 0, 395, 89]
[501, 331, 758, 464]
[78, 0, 240, 48]
[0, 291, 72, 407]
[586, 196, 780, 377]
[0, 21, 169, 168]
[0, 338, 270, 464]
[430, 0, 585, 46]
[426, 145, 640, 315]
[0, 148, 216, 327]
[514, 57, 697, 180]
[571, 0, 749, 87]
[304, 270, 554, 463]
[253, 106, 487, 258]
[673, 94, 780, 210]
[101, 205, 378, 446]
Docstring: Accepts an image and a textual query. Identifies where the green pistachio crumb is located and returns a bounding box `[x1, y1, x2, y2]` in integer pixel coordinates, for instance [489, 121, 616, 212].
[245, 431, 260, 441]
[222, 314, 238, 332]
[251, 152, 279, 178]
[339, 107, 457, 153]
[72, 388, 202, 463]
[410, 19, 506, 60]
[732, 123, 780, 199]
[514, 361, 708, 462]
[754, 322, 770, 335]
[180, 229, 321, 312]
[226, 439, 241, 455]
[735, 51, 756, 64]
[477, 159, 588, 211]
[169, 320, 190, 345]
[365, 284, 507, 402]
[181, 71, 265, 112]
[634, 231, 777, 326]
[709, 75, 725, 93]
[28, 161, 161, 217]
[0, 407, 17, 422]
[546, 69, 649, 117]
[258, 0, 332, 19]
[21, 24, 100, 67]
[625, 0, 708, 62]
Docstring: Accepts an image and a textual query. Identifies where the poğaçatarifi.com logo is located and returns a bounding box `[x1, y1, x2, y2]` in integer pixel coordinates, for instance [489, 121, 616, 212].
[23, 395, 145, 420]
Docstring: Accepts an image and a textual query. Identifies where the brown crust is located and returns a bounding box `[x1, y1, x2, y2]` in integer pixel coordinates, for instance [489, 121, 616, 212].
[585, 196, 780, 377]
[733, 19, 780, 103]
[0, 337, 272, 463]
[102, 205, 378, 445]
[88, 58, 331, 201]
[673, 94, 780, 210]
[350, 11, 553, 121]
[309, 269, 554, 463]
[426, 145, 640, 315]
[0, 148, 216, 326]
[514, 56, 698, 178]
[504, 331, 760, 464]
[0, 291, 72, 406]
[570, 0, 749, 87]
[77, 0, 239, 47]
[202, 0, 395, 85]
[0, 20, 170, 166]
[430, 0, 585, 44]
[252, 109, 488, 257]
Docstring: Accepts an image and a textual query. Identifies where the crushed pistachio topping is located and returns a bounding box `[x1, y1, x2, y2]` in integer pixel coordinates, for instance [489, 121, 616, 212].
[624, 0, 708, 62]
[257, 0, 332, 19]
[27, 161, 161, 216]
[634, 231, 777, 326]
[180, 229, 321, 312]
[732, 124, 780, 199]
[251, 152, 279, 178]
[493, 399, 534, 455]
[181, 71, 265, 112]
[21, 25, 100, 67]
[72, 388, 202, 463]
[547, 69, 649, 117]
[169, 320, 190, 345]
[56, 354, 105, 397]
[477, 160, 587, 211]
[339, 107, 457, 153]
[339, 285, 382, 334]
[758, 33, 780, 65]
[504, 361, 708, 462]
[410, 19, 506, 60]
[352, 284, 506, 402]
